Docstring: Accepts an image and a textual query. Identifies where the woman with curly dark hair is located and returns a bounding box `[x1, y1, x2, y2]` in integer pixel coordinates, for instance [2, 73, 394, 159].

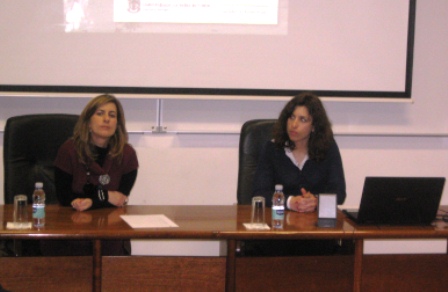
[253, 92, 346, 213]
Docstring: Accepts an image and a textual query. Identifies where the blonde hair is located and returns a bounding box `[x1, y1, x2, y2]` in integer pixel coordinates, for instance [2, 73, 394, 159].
[73, 94, 128, 164]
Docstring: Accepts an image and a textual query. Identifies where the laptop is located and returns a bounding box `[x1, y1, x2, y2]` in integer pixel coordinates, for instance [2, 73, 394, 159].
[343, 177, 446, 226]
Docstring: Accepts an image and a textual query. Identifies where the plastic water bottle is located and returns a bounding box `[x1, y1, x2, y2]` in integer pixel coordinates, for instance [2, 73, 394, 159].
[272, 184, 285, 229]
[32, 182, 46, 228]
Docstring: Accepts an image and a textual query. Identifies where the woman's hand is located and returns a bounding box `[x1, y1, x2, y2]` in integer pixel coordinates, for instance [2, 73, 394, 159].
[289, 188, 317, 213]
[71, 198, 93, 211]
[108, 191, 129, 207]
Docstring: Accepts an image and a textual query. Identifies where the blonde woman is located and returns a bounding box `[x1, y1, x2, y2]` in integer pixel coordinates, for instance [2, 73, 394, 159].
[46, 94, 138, 256]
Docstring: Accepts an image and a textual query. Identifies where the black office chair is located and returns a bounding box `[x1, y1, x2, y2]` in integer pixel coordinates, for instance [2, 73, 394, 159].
[236, 119, 276, 255]
[4, 114, 79, 204]
[2, 114, 79, 255]
[237, 119, 276, 205]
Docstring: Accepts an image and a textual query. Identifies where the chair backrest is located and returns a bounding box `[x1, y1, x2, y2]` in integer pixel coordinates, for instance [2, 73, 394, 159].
[3, 114, 79, 204]
[237, 119, 276, 205]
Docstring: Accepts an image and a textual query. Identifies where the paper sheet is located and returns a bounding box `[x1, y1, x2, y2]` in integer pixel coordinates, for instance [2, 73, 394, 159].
[6, 222, 32, 230]
[243, 223, 271, 230]
[120, 214, 178, 228]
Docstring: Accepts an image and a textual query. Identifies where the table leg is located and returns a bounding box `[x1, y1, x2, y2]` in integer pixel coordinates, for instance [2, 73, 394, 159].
[13, 239, 22, 256]
[353, 239, 363, 292]
[226, 239, 236, 292]
[93, 239, 102, 292]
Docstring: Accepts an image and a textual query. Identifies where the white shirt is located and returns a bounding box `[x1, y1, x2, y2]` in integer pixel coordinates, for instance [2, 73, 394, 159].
[284, 147, 308, 210]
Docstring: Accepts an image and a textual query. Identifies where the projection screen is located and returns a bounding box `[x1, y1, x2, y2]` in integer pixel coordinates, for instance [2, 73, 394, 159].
[0, 0, 416, 99]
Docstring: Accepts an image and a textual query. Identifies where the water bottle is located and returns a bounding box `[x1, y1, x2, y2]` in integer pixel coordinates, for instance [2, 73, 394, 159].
[272, 184, 285, 229]
[32, 182, 46, 228]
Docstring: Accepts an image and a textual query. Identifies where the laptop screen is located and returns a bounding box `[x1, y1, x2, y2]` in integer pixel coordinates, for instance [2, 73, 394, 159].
[350, 177, 445, 225]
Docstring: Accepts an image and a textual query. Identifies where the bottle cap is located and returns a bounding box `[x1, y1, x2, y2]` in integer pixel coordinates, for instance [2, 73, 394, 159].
[35, 182, 43, 188]
[275, 184, 283, 191]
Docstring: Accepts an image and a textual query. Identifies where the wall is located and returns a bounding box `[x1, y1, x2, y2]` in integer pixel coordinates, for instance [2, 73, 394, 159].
[0, 0, 447, 255]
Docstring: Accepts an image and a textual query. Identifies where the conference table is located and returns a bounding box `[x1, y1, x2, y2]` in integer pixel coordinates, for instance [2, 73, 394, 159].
[1, 204, 448, 292]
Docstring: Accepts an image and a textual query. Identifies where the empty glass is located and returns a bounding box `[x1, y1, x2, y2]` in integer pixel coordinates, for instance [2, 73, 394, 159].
[251, 196, 266, 224]
[14, 194, 28, 227]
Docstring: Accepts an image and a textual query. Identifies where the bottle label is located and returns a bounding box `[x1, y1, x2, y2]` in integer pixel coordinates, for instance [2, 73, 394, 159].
[272, 205, 284, 220]
[33, 205, 45, 219]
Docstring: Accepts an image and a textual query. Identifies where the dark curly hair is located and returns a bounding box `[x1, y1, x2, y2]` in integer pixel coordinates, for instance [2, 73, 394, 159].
[273, 92, 333, 161]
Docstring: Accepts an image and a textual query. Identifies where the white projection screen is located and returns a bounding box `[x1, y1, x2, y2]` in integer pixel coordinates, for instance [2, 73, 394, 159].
[0, 0, 415, 99]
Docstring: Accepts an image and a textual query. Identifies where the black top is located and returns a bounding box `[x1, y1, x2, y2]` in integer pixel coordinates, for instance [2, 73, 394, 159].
[55, 145, 137, 208]
[253, 140, 346, 207]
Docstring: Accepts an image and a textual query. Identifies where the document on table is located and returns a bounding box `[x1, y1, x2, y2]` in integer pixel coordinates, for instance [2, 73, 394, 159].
[243, 223, 271, 230]
[120, 214, 178, 228]
[6, 222, 32, 230]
